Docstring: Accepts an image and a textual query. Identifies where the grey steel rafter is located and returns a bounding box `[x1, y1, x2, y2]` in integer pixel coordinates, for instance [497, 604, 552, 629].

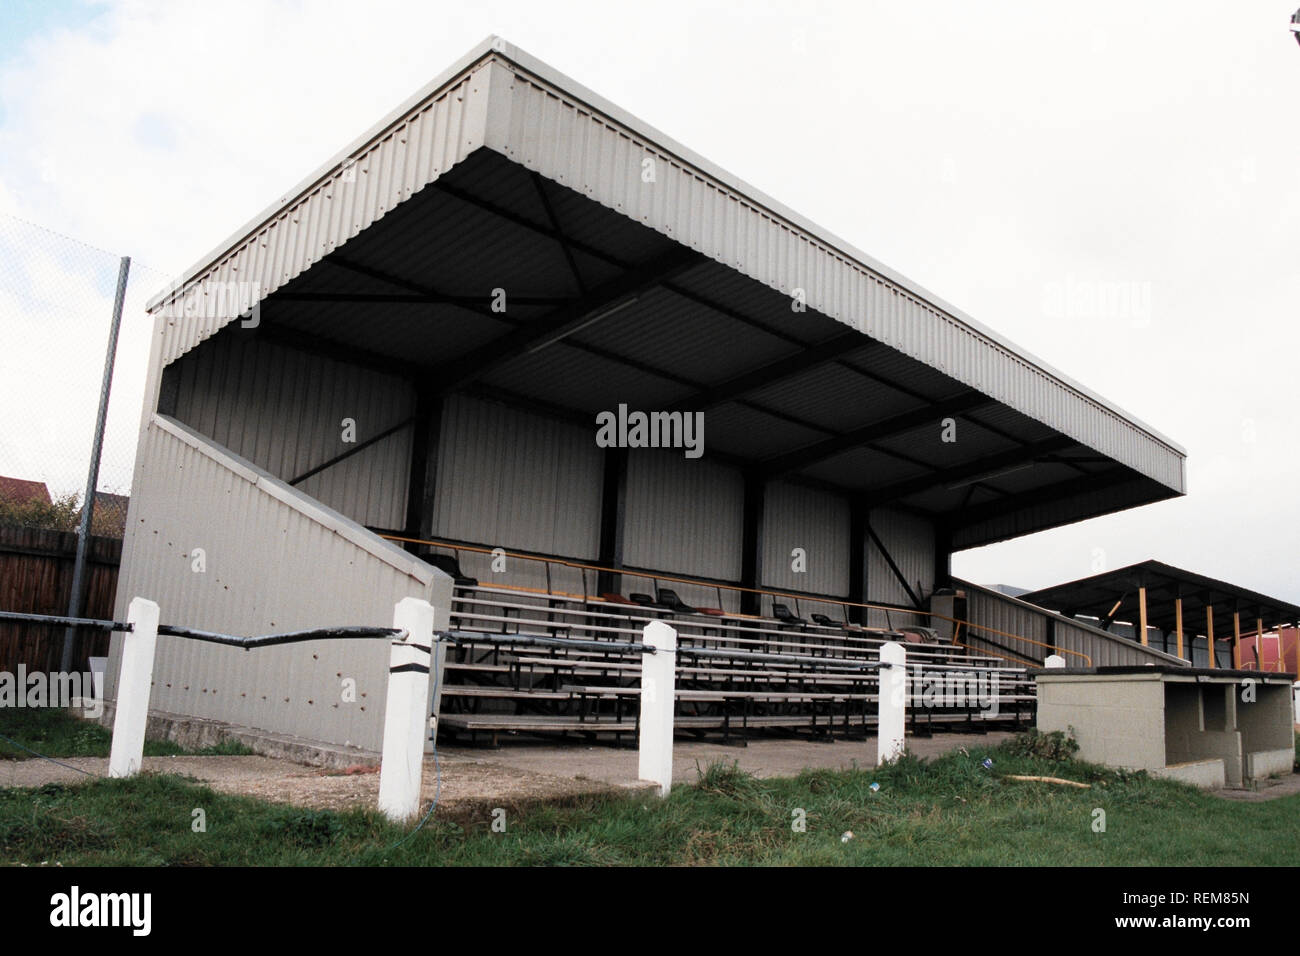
[864, 435, 1078, 506]
[759, 390, 996, 479]
[427, 246, 703, 395]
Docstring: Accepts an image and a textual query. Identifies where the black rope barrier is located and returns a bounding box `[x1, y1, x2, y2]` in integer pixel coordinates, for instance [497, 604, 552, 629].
[0, 610, 407, 649]
[156, 624, 406, 649]
[0, 610, 132, 631]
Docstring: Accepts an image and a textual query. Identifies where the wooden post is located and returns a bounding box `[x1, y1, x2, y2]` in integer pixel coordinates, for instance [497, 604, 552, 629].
[1256, 618, 1264, 670]
[1175, 597, 1184, 661]
[108, 597, 160, 778]
[1137, 586, 1148, 646]
[1206, 605, 1215, 669]
[1232, 610, 1241, 670]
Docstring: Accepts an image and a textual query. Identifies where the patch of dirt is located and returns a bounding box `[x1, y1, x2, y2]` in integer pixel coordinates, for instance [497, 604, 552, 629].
[1212, 771, 1300, 802]
[0, 752, 648, 820]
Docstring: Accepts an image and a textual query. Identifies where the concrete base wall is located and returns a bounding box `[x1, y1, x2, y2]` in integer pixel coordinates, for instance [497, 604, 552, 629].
[1151, 759, 1226, 789]
[1196, 729, 1244, 788]
[1238, 684, 1294, 753]
[94, 699, 380, 769]
[1036, 674, 1165, 770]
[1245, 748, 1294, 781]
[1038, 669, 1295, 788]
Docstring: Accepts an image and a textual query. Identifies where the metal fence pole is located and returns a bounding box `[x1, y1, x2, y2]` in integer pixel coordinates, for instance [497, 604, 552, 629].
[61, 255, 131, 672]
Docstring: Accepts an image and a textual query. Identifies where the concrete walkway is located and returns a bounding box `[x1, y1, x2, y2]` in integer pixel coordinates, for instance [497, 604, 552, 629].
[441, 732, 1015, 785]
[1212, 771, 1300, 802]
[0, 732, 1012, 815]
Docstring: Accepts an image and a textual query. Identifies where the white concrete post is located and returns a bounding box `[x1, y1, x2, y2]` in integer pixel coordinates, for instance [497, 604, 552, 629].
[638, 620, 677, 796]
[378, 598, 434, 823]
[108, 597, 160, 778]
[1045, 654, 1066, 668]
[877, 641, 906, 767]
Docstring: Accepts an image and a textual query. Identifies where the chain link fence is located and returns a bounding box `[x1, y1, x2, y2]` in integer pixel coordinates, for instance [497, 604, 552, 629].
[0, 214, 166, 536]
[0, 213, 169, 669]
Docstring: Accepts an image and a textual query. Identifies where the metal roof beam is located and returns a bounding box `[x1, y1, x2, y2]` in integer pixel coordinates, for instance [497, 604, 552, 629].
[531, 172, 589, 296]
[758, 390, 996, 478]
[435, 181, 631, 271]
[431, 246, 703, 395]
[255, 321, 425, 380]
[434, 181, 963, 417]
[671, 332, 876, 413]
[951, 466, 1140, 529]
[323, 253, 493, 314]
[863, 435, 1077, 506]
[276, 291, 571, 307]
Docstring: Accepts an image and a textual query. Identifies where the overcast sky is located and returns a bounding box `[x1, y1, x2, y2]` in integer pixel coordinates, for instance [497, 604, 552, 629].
[1, 0, 1297, 603]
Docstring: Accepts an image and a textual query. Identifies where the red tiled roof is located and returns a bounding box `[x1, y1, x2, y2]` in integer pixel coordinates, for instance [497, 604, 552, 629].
[0, 476, 53, 506]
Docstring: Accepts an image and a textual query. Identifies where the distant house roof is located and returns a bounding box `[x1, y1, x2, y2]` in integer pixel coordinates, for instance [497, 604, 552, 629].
[0, 476, 52, 507]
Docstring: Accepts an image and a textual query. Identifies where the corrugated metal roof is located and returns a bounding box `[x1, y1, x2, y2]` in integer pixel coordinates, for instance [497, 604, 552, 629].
[141, 36, 1186, 551]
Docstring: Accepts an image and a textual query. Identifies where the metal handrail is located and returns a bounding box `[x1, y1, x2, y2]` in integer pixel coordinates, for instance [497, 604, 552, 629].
[387, 533, 1090, 667]
[381, 533, 930, 621]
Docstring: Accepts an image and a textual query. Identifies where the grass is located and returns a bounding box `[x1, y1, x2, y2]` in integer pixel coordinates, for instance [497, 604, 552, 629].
[0, 706, 256, 759]
[1, 728, 1297, 866]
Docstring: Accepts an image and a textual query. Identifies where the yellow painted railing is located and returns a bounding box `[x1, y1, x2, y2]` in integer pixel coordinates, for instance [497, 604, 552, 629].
[381, 533, 1093, 667]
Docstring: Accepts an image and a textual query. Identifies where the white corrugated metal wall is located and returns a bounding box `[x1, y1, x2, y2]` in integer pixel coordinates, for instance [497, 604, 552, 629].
[622, 452, 743, 585]
[430, 394, 603, 595]
[109, 415, 448, 752]
[867, 507, 934, 611]
[761, 480, 850, 597]
[171, 334, 414, 530]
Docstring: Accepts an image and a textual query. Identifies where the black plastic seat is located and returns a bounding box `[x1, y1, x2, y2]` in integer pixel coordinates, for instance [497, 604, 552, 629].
[771, 603, 807, 627]
[810, 613, 840, 628]
[656, 589, 699, 614]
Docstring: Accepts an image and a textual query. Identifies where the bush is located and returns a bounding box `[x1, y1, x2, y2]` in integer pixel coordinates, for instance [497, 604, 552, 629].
[1007, 728, 1079, 761]
[0, 491, 81, 532]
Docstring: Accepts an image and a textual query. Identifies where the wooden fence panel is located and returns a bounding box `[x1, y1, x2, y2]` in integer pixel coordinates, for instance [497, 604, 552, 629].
[0, 526, 122, 671]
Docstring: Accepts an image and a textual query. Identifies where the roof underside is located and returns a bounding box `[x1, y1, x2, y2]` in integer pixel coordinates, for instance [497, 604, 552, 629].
[148, 38, 1186, 552]
[1020, 561, 1300, 634]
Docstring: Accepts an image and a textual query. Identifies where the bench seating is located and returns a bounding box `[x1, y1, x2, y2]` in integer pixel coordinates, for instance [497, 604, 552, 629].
[438, 585, 1038, 745]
